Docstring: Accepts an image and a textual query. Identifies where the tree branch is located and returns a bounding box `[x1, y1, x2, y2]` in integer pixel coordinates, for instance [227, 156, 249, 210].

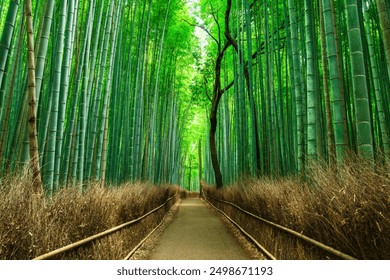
[182, 19, 219, 46]
[224, 0, 238, 52]
[220, 80, 234, 95]
[209, 2, 221, 47]
[203, 75, 212, 102]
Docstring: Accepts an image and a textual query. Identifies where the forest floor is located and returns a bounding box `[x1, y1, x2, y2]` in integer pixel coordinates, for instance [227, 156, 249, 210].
[131, 198, 263, 260]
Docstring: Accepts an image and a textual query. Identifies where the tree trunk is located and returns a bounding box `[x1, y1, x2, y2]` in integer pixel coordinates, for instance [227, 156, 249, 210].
[209, 106, 223, 188]
[208, 0, 235, 189]
[25, 0, 43, 194]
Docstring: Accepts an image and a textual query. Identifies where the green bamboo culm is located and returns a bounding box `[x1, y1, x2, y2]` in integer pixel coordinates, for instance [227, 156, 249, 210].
[344, 0, 374, 160]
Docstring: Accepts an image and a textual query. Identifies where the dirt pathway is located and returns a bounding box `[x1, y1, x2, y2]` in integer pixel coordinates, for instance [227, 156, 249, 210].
[148, 198, 250, 260]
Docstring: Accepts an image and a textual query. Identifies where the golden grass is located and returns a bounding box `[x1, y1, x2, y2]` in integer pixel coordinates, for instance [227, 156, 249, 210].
[203, 159, 390, 259]
[0, 171, 179, 260]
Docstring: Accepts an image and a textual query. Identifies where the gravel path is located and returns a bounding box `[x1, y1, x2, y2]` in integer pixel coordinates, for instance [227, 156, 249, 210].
[148, 198, 250, 260]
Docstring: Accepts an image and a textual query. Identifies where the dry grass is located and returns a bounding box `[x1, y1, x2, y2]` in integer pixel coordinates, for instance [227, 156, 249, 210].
[0, 171, 179, 260]
[203, 159, 390, 259]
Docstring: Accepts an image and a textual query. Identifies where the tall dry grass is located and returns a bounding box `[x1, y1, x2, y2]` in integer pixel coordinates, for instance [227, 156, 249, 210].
[203, 159, 390, 259]
[0, 171, 179, 260]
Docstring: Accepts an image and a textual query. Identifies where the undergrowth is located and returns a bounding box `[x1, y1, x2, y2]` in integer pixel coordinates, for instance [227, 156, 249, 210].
[0, 171, 179, 260]
[203, 159, 390, 259]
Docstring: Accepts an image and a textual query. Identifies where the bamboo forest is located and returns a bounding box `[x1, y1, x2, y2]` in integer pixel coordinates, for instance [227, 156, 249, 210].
[0, 0, 389, 261]
[0, 0, 389, 192]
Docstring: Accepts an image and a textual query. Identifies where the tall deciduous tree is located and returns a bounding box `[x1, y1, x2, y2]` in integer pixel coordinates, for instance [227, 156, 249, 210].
[208, 0, 234, 188]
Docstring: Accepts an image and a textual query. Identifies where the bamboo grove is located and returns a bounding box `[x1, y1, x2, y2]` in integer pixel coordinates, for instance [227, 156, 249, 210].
[1, 0, 390, 193]
[0, 0, 196, 194]
[197, 0, 390, 187]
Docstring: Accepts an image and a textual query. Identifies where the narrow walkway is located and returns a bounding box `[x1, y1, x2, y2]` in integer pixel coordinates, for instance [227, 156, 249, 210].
[149, 198, 249, 260]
